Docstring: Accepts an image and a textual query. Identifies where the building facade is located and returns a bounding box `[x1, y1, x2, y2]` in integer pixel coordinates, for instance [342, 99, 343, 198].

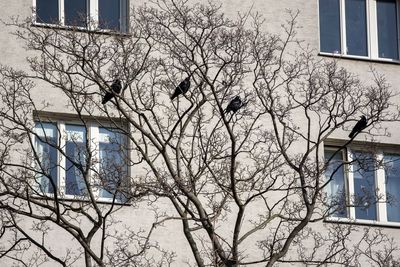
[0, 0, 400, 266]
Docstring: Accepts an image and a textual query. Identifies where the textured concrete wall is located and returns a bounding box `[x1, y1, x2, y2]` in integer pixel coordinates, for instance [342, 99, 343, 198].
[1, 0, 400, 266]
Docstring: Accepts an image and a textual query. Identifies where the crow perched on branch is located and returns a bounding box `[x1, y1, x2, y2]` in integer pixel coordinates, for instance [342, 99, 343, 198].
[348, 115, 368, 138]
[102, 79, 122, 104]
[171, 77, 191, 100]
[224, 95, 243, 114]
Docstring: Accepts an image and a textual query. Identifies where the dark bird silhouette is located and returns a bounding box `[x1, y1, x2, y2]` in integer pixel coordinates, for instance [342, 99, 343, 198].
[348, 115, 368, 138]
[224, 95, 243, 114]
[102, 79, 122, 104]
[170, 77, 191, 100]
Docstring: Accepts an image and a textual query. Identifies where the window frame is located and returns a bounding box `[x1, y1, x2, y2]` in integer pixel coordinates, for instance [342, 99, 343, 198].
[324, 145, 400, 227]
[318, 0, 400, 63]
[32, 119, 130, 203]
[32, 0, 129, 33]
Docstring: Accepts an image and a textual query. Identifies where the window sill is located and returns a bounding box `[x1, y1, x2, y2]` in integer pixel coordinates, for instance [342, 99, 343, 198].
[31, 22, 130, 37]
[31, 194, 131, 206]
[325, 217, 400, 229]
[318, 52, 400, 66]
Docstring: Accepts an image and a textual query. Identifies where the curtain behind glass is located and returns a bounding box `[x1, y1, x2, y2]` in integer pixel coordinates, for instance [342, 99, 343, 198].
[385, 154, 400, 222]
[353, 152, 377, 220]
[65, 125, 87, 196]
[34, 122, 58, 194]
[325, 149, 347, 217]
[98, 128, 127, 201]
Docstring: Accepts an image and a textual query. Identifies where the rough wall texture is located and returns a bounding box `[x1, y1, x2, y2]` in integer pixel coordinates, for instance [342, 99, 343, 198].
[0, 0, 400, 266]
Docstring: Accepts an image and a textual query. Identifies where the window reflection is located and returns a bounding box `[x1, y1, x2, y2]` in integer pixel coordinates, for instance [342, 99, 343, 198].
[64, 0, 88, 27]
[34, 122, 58, 194]
[325, 149, 348, 218]
[99, 0, 128, 31]
[345, 0, 368, 56]
[377, 0, 399, 59]
[319, 0, 341, 53]
[65, 125, 87, 196]
[98, 128, 127, 201]
[36, 0, 59, 24]
[353, 152, 377, 220]
[385, 154, 400, 222]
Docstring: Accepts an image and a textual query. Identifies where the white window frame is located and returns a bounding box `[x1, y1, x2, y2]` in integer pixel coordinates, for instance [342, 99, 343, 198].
[33, 120, 129, 203]
[325, 146, 400, 227]
[318, 0, 400, 63]
[32, 0, 129, 32]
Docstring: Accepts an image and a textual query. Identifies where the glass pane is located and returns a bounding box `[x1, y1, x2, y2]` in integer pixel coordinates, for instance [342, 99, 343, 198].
[345, 0, 368, 56]
[120, 0, 128, 32]
[34, 122, 58, 194]
[99, 0, 121, 31]
[99, 128, 127, 201]
[64, 0, 87, 27]
[36, 0, 59, 24]
[319, 0, 341, 53]
[377, 0, 399, 59]
[65, 125, 87, 196]
[385, 154, 400, 222]
[353, 152, 377, 220]
[325, 149, 347, 217]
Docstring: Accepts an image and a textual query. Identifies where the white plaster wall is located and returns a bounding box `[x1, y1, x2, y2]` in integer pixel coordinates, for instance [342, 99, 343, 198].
[1, 0, 400, 266]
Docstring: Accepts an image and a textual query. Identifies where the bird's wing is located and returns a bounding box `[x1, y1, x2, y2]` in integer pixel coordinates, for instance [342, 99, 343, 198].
[102, 92, 114, 104]
[354, 120, 364, 130]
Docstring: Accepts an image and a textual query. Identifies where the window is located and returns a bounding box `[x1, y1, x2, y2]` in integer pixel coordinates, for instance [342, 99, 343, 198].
[98, 128, 127, 199]
[33, 121, 128, 202]
[345, 0, 368, 56]
[35, 0, 59, 24]
[319, 0, 341, 53]
[377, 0, 399, 59]
[352, 152, 377, 220]
[64, 0, 88, 27]
[34, 122, 58, 194]
[325, 146, 400, 225]
[65, 125, 87, 196]
[33, 0, 129, 32]
[99, 0, 129, 31]
[385, 154, 400, 221]
[325, 149, 347, 218]
[319, 0, 400, 61]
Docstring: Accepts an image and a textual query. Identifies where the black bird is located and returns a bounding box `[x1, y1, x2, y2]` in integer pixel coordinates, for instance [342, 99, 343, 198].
[225, 95, 242, 114]
[102, 79, 122, 105]
[348, 115, 368, 138]
[170, 77, 191, 100]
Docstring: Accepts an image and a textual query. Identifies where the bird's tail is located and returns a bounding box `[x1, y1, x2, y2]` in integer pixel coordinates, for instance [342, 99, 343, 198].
[348, 131, 355, 138]
[102, 94, 113, 105]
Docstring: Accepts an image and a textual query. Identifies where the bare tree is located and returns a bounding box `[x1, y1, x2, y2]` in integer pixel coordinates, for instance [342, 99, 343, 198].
[0, 0, 399, 266]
